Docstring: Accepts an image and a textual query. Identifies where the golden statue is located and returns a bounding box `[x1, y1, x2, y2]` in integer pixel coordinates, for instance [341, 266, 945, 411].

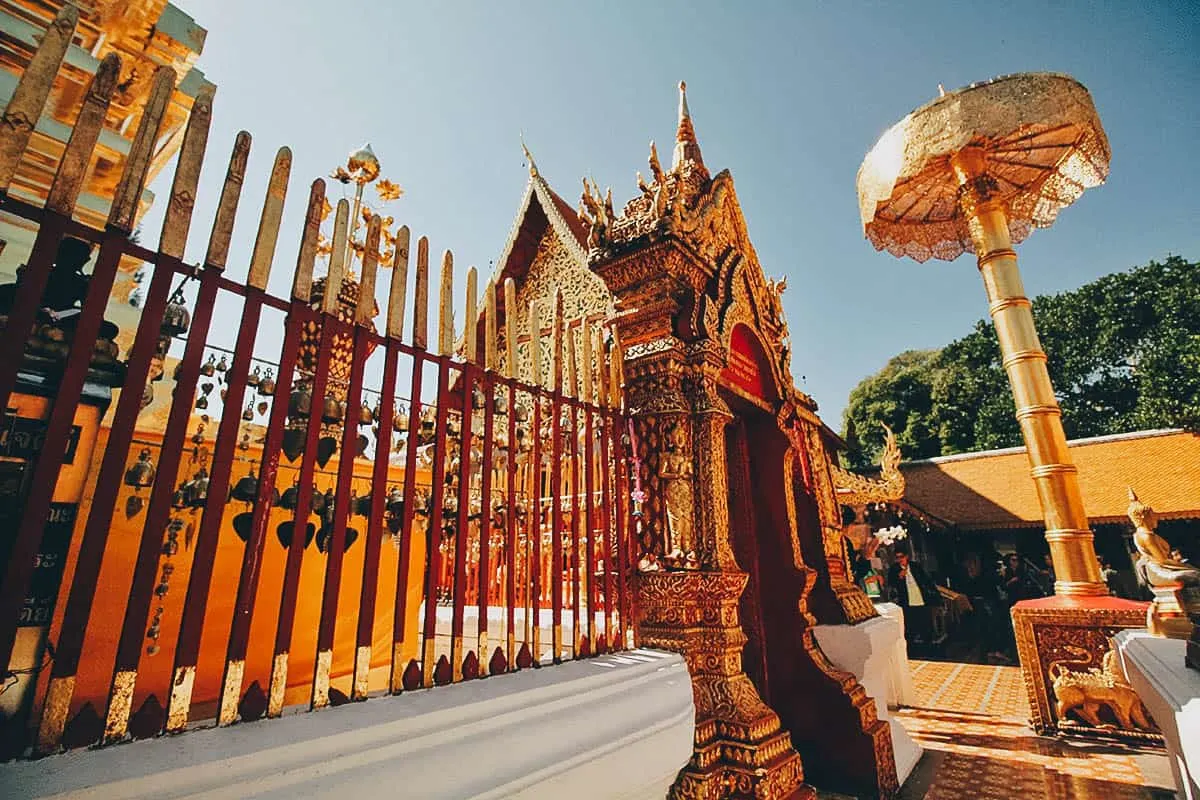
[659, 422, 697, 568]
[1128, 488, 1200, 640]
[1050, 645, 1154, 732]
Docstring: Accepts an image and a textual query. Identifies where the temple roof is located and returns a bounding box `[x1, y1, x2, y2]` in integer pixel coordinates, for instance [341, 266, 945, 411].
[892, 428, 1200, 529]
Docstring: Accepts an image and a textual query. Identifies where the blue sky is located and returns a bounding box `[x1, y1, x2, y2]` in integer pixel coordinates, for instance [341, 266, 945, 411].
[146, 0, 1198, 428]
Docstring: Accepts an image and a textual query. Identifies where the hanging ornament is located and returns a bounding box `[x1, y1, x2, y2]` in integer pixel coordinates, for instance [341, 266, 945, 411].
[247, 365, 261, 387]
[258, 369, 276, 396]
[216, 355, 228, 373]
[200, 354, 216, 377]
[242, 402, 255, 422]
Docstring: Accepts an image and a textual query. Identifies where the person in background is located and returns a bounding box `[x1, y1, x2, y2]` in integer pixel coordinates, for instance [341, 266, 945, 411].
[1040, 553, 1056, 590]
[854, 552, 884, 599]
[958, 553, 1008, 663]
[1002, 553, 1044, 605]
[1099, 555, 1120, 596]
[889, 549, 943, 648]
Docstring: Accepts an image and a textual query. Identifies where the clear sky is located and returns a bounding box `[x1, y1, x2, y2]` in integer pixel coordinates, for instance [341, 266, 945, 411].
[144, 0, 1198, 428]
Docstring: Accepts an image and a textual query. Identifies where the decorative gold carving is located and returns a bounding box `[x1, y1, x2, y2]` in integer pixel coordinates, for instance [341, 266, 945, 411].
[1012, 598, 1156, 740]
[830, 424, 906, 505]
[1049, 645, 1155, 732]
[1128, 488, 1200, 641]
[660, 421, 697, 565]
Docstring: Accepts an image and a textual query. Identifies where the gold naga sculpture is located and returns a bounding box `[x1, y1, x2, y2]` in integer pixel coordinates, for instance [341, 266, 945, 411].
[830, 423, 906, 506]
[1049, 645, 1155, 732]
[1128, 488, 1200, 642]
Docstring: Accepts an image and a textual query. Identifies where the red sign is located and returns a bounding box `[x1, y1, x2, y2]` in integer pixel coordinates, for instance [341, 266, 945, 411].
[721, 325, 775, 401]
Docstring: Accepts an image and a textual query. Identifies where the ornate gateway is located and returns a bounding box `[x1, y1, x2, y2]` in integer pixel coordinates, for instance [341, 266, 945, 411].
[583, 82, 898, 800]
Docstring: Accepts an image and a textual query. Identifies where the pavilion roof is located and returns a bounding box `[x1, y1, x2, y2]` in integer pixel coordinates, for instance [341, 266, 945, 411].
[894, 428, 1200, 529]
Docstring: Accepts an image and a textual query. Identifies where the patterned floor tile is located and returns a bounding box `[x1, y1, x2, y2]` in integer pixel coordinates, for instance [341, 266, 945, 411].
[894, 661, 1175, 800]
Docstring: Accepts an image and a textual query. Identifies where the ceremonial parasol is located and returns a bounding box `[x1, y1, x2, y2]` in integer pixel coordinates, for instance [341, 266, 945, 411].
[856, 72, 1110, 596]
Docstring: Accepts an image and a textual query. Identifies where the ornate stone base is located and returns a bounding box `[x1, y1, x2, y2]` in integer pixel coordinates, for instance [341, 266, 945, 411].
[833, 582, 879, 626]
[1012, 596, 1160, 741]
[636, 571, 812, 800]
[1146, 582, 1200, 643]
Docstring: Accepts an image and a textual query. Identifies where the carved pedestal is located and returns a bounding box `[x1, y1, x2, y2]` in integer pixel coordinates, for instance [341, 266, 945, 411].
[637, 571, 811, 800]
[1012, 596, 1160, 741]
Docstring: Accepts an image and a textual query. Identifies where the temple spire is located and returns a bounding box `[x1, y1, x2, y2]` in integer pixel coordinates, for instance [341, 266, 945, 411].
[673, 80, 704, 169]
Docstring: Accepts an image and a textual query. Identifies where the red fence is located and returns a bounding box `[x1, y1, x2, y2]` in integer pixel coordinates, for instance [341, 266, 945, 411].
[0, 7, 635, 757]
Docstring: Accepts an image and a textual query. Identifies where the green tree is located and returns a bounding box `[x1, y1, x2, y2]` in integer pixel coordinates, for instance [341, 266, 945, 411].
[842, 255, 1200, 466]
[841, 349, 942, 467]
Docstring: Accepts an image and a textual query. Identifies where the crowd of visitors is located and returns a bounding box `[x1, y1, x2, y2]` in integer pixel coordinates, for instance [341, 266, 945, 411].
[851, 542, 1156, 664]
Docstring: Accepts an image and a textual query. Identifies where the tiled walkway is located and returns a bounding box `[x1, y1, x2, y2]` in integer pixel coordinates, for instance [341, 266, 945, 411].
[894, 660, 1175, 799]
[909, 659, 1027, 717]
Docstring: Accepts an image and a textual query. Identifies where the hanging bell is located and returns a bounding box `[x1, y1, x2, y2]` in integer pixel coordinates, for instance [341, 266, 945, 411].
[231, 471, 259, 503]
[216, 355, 228, 373]
[322, 395, 345, 423]
[372, 402, 382, 423]
[514, 402, 530, 423]
[247, 365, 261, 387]
[258, 369, 276, 396]
[393, 408, 409, 433]
[358, 402, 374, 426]
[188, 469, 210, 507]
[124, 448, 156, 489]
[160, 300, 191, 337]
[200, 354, 216, 377]
[495, 390, 509, 415]
[195, 394, 209, 410]
[279, 484, 299, 511]
[289, 386, 312, 419]
[242, 402, 255, 422]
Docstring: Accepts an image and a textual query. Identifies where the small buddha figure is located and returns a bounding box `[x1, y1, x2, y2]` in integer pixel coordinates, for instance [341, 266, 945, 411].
[1128, 488, 1200, 640]
[658, 422, 696, 568]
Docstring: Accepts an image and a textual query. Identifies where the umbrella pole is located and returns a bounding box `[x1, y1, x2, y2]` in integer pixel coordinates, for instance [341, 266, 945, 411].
[952, 147, 1106, 597]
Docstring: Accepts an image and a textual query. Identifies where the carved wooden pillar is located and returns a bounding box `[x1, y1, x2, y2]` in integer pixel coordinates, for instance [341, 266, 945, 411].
[622, 344, 808, 800]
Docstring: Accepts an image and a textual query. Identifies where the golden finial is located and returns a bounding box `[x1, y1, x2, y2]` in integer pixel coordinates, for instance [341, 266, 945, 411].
[520, 132, 539, 177]
[673, 80, 703, 169]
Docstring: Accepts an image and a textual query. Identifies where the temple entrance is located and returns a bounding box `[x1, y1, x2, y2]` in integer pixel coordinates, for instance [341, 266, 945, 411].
[723, 392, 887, 796]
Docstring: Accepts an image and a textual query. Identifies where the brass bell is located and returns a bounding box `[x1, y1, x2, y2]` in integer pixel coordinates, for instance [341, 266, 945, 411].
[247, 365, 261, 387]
[393, 409, 409, 433]
[200, 354, 216, 377]
[124, 448, 156, 489]
[322, 395, 344, 423]
[216, 355, 228, 372]
[289, 387, 312, 418]
[189, 469, 210, 507]
[258, 369, 276, 396]
[231, 471, 258, 503]
[195, 395, 209, 410]
[242, 402, 255, 421]
[359, 402, 374, 426]
[161, 300, 191, 337]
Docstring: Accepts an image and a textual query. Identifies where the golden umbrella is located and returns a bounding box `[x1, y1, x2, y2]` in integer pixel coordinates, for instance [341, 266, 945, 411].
[856, 72, 1109, 596]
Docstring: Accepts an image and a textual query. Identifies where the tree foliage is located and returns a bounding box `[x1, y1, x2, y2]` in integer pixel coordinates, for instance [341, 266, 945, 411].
[842, 256, 1200, 467]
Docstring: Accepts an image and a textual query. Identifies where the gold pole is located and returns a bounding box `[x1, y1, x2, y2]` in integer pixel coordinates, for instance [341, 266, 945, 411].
[951, 147, 1105, 597]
